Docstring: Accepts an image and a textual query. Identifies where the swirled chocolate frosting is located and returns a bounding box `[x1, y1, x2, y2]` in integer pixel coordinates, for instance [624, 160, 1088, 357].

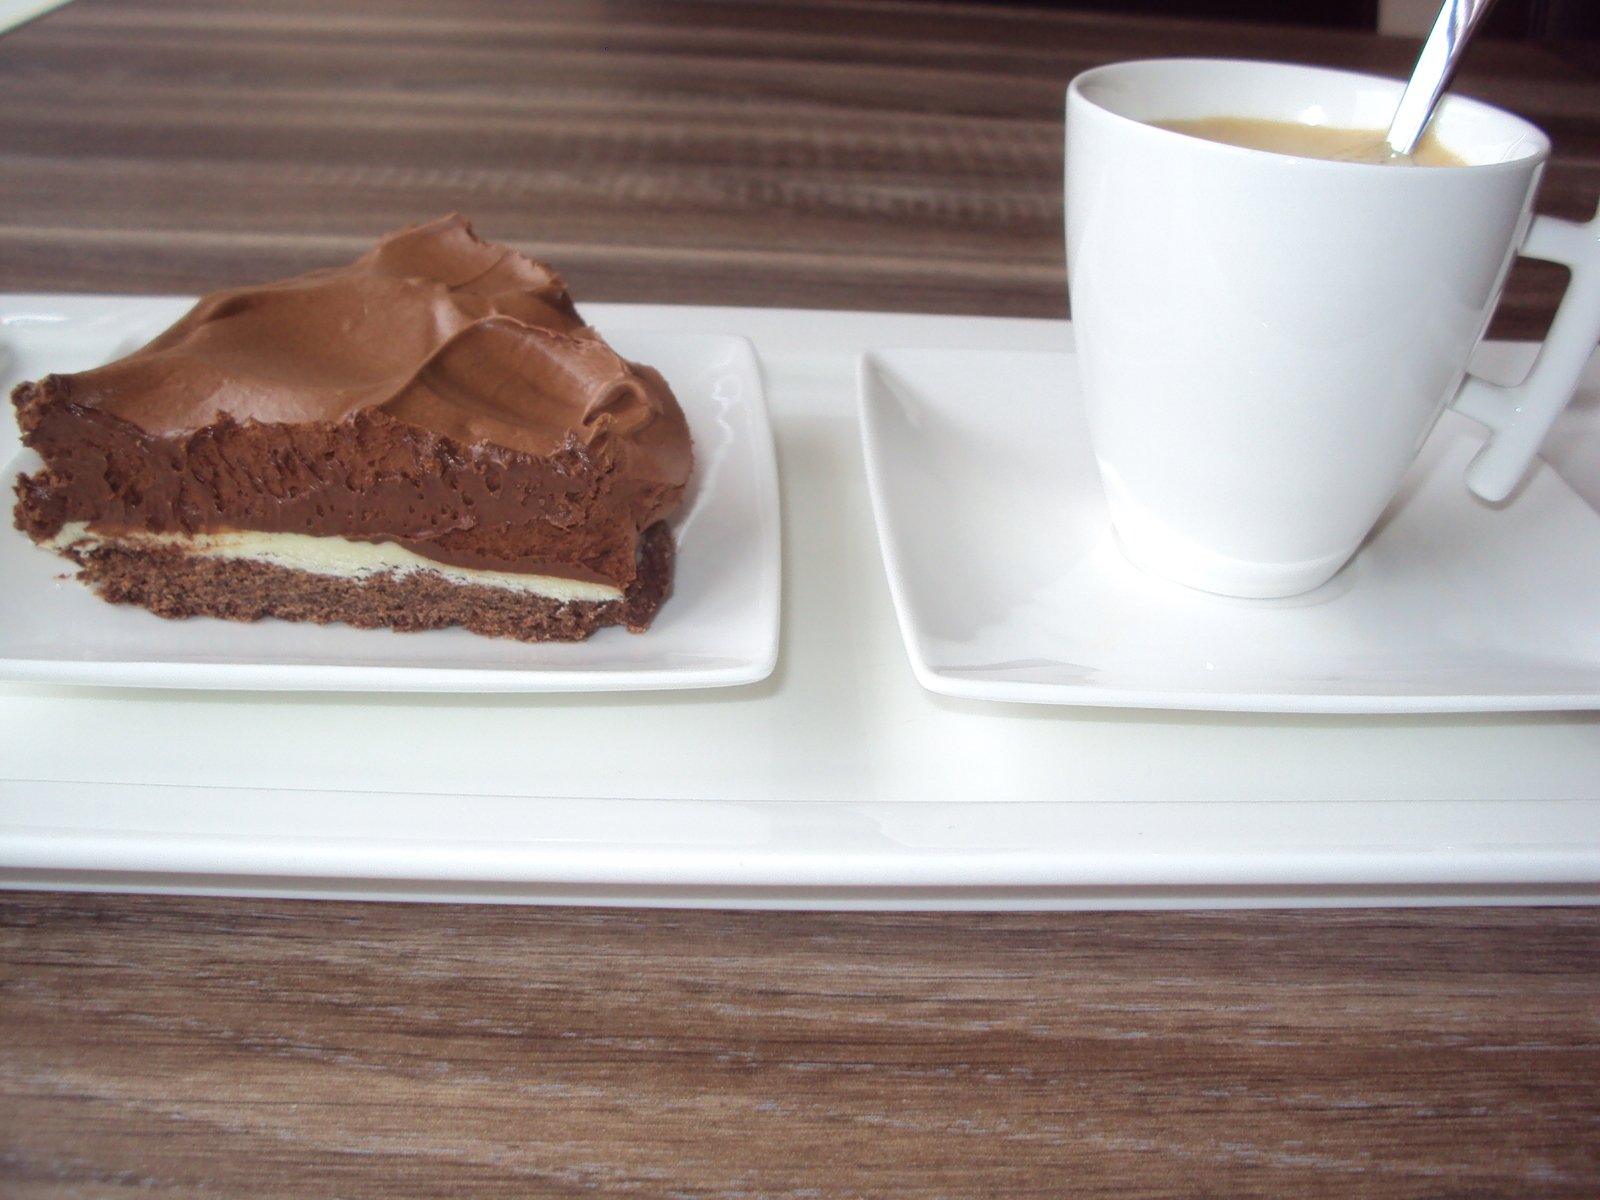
[13, 215, 693, 589]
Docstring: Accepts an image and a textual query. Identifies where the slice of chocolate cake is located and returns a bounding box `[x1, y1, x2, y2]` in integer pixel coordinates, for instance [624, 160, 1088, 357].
[11, 215, 693, 642]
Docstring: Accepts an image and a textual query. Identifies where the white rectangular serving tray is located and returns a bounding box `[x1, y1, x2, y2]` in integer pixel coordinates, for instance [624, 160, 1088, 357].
[3, 302, 1599, 909]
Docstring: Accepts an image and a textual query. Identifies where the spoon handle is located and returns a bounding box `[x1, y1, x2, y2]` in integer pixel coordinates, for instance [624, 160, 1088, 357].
[1385, 0, 1498, 158]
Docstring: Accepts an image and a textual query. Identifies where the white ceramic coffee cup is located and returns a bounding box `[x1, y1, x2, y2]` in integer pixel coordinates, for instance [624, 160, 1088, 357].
[1065, 58, 1600, 599]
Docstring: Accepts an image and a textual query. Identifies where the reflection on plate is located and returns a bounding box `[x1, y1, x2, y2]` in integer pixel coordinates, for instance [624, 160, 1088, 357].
[0, 297, 780, 692]
[859, 347, 1600, 713]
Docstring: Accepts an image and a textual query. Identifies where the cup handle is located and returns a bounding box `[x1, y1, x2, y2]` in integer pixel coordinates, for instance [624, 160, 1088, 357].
[1451, 202, 1600, 502]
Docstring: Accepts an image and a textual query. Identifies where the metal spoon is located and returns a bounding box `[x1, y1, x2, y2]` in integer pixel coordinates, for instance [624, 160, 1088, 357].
[1384, 0, 1499, 159]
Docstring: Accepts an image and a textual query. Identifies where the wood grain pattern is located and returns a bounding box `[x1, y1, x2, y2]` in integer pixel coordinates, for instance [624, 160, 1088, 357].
[1, 2, 1599, 1194]
[4, 894, 1600, 1197]
[0, 0, 1596, 332]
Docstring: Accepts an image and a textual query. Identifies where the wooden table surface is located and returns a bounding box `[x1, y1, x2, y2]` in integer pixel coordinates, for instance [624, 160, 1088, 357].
[2, 1, 1598, 1195]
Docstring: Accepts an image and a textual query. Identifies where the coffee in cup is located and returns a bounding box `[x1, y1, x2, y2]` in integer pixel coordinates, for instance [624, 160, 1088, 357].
[1154, 115, 1465, 166]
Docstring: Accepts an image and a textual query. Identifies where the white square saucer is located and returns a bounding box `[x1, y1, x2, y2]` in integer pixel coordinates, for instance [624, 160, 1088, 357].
[859, 346, 1600, 713]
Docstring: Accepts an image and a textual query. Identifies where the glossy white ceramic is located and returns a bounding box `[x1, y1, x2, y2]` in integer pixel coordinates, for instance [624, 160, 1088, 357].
[3, 304, 1598, 909]
[0, 298, 780, 691]
[859, 343, 1600, 713]
[1065, 58, 1600, 598]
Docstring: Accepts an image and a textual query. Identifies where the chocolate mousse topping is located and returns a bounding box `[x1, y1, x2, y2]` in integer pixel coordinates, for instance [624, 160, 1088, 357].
[12, 215, 694, 589]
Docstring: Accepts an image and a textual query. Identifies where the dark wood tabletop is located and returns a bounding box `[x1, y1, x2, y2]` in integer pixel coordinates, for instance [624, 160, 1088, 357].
[2, 2, 1598, 1195]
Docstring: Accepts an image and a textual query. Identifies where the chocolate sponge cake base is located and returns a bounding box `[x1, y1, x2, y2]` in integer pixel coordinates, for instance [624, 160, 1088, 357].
[56, 521, 675, 643]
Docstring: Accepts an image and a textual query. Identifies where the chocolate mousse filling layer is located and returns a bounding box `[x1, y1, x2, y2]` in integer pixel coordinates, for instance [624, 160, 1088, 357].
[11, 215, 694, 641]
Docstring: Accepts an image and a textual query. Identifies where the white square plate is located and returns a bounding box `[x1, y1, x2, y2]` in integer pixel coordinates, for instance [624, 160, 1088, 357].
[0, 296, 780, 691]
[859, 346, 1600, 713]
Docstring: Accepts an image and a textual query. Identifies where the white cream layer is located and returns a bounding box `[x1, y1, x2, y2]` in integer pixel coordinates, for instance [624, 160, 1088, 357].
[48, 522, 624, 603]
